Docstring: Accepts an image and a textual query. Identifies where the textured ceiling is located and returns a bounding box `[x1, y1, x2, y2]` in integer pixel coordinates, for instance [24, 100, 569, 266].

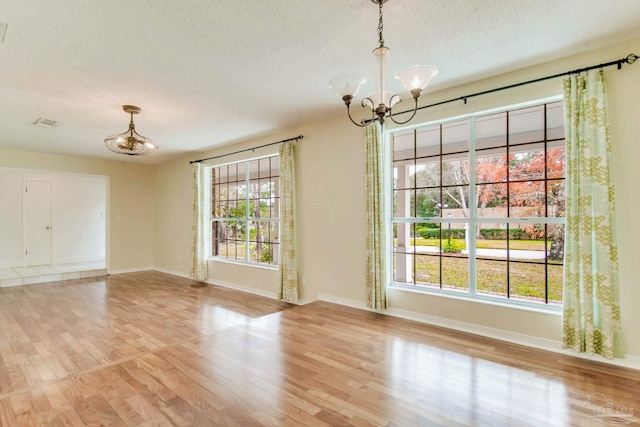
[2, 0, 640, 164]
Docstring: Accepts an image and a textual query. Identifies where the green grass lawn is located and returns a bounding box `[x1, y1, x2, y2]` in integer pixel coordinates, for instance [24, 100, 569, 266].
[410, 254, 562, 303]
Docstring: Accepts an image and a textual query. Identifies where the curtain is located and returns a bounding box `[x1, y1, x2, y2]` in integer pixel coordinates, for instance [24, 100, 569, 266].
[190, 162, 208, 281]
[561, 70, 623, 359]
[278, 141, 298, 303]
[365, 123, 387, 309]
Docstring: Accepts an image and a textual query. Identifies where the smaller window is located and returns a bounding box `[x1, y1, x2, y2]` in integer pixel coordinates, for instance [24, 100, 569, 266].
[210, 155, 280, 266]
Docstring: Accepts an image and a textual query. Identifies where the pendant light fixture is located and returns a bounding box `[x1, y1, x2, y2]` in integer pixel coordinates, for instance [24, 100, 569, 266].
[104, 105, 158, 155]
[328, 0, 438, 127]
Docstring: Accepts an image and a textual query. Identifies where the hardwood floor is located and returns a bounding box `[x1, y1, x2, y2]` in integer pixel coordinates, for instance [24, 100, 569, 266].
[0, 271, 638, 426]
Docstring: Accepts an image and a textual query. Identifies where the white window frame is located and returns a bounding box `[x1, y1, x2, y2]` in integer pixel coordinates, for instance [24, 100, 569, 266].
[208, 154, 280, 269]
[386, 97, 566, 311]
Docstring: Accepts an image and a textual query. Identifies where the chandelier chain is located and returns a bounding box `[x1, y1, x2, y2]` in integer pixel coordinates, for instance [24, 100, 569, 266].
[377, 1, 384, 47]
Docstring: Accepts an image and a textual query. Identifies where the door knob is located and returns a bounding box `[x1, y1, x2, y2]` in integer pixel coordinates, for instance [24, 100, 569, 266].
[45, 226, 51, 230]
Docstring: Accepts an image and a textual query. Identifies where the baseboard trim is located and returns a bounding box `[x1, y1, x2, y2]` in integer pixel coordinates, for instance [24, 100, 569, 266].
[206, 278, 278, 299]
[109, 267, 154, 275]
[152, 267, 190, 279]
[316, 293, 640, 371]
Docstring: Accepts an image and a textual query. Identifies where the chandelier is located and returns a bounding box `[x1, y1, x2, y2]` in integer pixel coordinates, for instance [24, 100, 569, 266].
[104, 105, 158, 155]
[328, 0, 438, 127]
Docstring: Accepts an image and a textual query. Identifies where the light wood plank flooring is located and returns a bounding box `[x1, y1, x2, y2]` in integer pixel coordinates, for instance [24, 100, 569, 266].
[0, 271, 638, 426]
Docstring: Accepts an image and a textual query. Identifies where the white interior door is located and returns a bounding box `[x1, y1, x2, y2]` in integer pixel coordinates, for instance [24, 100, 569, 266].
[25, 180, 52, 266]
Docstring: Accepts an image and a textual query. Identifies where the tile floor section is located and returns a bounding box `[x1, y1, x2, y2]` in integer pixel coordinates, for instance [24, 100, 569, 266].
[0, 261, 107, 287]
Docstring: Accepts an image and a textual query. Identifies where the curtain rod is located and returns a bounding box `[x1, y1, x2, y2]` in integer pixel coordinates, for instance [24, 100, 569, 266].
[190, 135, 304, 164]
[392, 53, 639, 117]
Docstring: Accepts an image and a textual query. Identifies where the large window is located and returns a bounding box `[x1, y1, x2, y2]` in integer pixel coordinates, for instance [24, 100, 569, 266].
[210, 155, 280, 266]
[391, 100, 565, 306]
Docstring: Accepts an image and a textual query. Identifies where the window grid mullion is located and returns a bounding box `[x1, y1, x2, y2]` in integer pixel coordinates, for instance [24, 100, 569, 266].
[468, 116, 477, 297]
[506, 111, 511, 299]
[543, 103, 549, 304]
[438, 124, 443, 289]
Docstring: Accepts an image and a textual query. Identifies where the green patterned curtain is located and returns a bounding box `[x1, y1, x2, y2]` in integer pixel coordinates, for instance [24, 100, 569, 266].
[278, 141, 298, 303]
[562, 70, 623, 359]
[365, 123, 387, 309]
[190, 162, 208, 281]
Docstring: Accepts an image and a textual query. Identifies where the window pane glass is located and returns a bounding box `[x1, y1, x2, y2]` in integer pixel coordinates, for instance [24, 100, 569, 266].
[393, 131, 415, 161]
[476, 152, 507, 184]
[509, 261, 546, 302]
[442, 255, 468, 291]
[508, 223, 546, 257]
[476, 259, 507, 298]
[442, 120, 469, 154]
[441, 186, 469, 212]
[415, 254, 439, 287]
[509, 105, 544, 145]
[476, 232, 508, 261]
[414, 161, 439, 187]
[270, 156, 280, 175]
[509, 181, 545, 217]
[476, 184, 507, 217]
[546, 101, 565, 140]
[547, 224, 565, 264]
[477, 112, 506, 149]
[393, 252, 414, 283]
[548, 180, 565, 218]
[259, 158, 271, 178]
[416, 124, 440, 159]
[415, 188, 440, 218]
[547, 147, 565, 179]
[509, 143, 545, 181]
[547, 263, 563, 304]
[215, 220, 246, 260]
[394, 189, 414, 218]
[249, 221, 279, 265]
[229, 163, 239, 183]
[395, 164, 413, 190]
[442, 156, 470, 186]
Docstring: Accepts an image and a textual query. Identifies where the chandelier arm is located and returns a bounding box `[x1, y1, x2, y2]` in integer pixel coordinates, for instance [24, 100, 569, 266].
[388, 98, 419, 125]
[346, 104, 369, 128]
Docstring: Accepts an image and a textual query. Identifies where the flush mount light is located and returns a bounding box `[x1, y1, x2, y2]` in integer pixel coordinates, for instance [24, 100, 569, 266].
[104, 105, 158, 156]
[328, 0, 438, 127]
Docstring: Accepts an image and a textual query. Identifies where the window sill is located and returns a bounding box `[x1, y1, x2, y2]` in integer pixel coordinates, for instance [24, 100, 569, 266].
[388, 282, 562, 315]
[207, 257, 279, 271]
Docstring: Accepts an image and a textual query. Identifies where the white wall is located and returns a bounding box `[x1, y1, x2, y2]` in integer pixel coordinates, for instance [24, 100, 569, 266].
[50, 172, 107, 264]
[0, 169, 107, 267]
[153, 38, 640, 362]
[0, 149, 155, 272]
[0, 169, 24, 267]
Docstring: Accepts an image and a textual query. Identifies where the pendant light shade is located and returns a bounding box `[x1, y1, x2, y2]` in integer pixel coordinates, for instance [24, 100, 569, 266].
[327, 74, 367, 99]
[104, 105, 158, 156]
[395, 65, 439, 93]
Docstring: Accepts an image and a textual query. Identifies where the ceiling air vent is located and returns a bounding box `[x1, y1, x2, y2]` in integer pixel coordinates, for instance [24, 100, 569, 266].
[33, 118, 58, 128]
